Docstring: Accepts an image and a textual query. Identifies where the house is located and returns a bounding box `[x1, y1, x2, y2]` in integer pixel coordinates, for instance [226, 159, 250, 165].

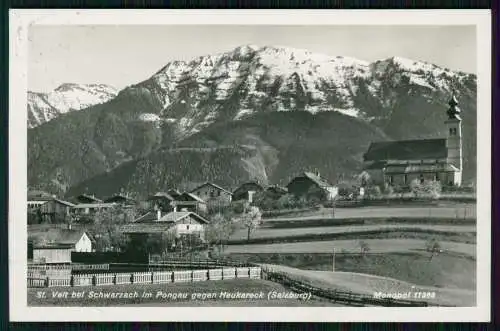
[71, 202, 117, 218]
[173, 192, 208, 214]
[287, 172, 338, 201]
[167, 189, 182, 200]
[363, 95, 463, 187]
[27, 197, 75, 223]
[104, 193, 135, 206]
[146, 192, 176, 211]
[233, 181, 264, 203]
[73, 194, 103, 204]
[29, 228, 93, 264]
[190, 182, 233, 207]
[121, 210, 210, 241]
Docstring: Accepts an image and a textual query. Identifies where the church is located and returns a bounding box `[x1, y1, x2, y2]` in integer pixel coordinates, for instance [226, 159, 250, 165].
[362, 95, 463, 187]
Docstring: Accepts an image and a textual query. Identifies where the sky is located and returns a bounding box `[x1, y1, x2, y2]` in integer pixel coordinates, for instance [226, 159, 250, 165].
[28, 25, 476, 93]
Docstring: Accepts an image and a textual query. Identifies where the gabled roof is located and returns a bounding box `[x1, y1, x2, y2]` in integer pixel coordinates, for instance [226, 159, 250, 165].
[301, 172, 333, 188]
[176, 192, 206, 203]
[133, 211, 159, 223]
[28, 190, 55, 200]
[29, 229, 88, 247]
[363, 139, 447, 162]
[266, 185, 288, 194]
[190, 182, 233, 195]
[104, 194, 135, 203]
[53, 199, 76, 207]
[233, 181, 264, 194]
[27, 198, 75, 207]
[72, 203, 117, 209]
[147, 192, 175, 201]
[123, 211, 209, 233]
[76, 194, 103, 203]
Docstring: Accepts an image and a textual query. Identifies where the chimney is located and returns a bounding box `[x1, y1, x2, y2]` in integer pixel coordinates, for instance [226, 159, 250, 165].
[67, 223, 72, 230]
[173, 204, 178, 212]
[157, 209, 162, 221]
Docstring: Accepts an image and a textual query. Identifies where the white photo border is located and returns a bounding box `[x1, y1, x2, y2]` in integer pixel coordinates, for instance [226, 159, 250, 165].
[9, 9, 492, 322]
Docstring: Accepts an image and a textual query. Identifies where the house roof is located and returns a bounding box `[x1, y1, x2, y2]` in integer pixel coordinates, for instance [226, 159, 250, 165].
[27, 198, 75, 207]
[167, 189, 182, 197]
[133, 211, 160, 223]
[72, 203, 117, 209]
[29, 229, 88, 246]
[301, 172, 333, 188]
[385, 163, 459, 174]
[190, 182, 233, 195]
[104, 194, 135, 203]
[120, 222, 176, 234]
[363, 139, 447, 162]
[28, 190, 55, 200]
[266, 185, 288, 194]
[76, 194, 103, 203]
[233, 182, 264, 194]
[33, 243, 75, 249]
[176, 192, 206, 203]
[147, 192, 175, 201]
[123, 211, 209, 233]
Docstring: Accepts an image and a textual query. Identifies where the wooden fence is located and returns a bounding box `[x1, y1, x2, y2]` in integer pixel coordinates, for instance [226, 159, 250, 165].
[28, 263, 109, 271]
[27, 267, 262, 288]
[261, 268, 447, 307]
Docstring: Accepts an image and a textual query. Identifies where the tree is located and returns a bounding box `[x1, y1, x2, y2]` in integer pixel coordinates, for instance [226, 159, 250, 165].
[239, 204, 262, 242]
[365, 185, 381, 200]
[359, 240, 370, 256]
[425, 238, 442, 261]
[410, 179, 442, 199]
[92, 206, 137, 252]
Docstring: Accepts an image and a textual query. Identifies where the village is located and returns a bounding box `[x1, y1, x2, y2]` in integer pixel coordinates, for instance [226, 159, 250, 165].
[26, 96, 477, 307]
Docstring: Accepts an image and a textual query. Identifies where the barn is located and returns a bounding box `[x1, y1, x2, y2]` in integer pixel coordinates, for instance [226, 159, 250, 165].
[27, 197, 75, 223]
[190, 182, 233, 207]
[173, 192, 208, 214]
[287, 172, 338, 201]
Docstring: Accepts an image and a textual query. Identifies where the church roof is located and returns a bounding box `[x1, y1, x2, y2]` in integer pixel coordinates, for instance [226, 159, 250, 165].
[363, 139, 447, 162]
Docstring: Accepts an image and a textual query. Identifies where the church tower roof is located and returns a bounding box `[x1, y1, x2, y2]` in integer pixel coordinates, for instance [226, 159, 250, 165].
[447, 94, 461, 120]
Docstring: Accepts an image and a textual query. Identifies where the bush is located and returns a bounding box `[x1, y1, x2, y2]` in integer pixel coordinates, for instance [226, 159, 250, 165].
[365, 185, 381, 199]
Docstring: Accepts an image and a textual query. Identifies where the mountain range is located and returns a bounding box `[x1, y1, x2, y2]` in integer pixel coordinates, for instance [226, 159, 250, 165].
[28, 83, 118, 128]
[27, 45, 477, 198]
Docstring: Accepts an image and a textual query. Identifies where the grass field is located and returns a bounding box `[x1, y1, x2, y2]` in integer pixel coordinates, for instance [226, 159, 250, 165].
[27, 279, 337, 306]
[265, 205, 476, 221]
[227, 251, 476, 290]
[224, 239, 476, 257]
[230, 224, 476, 242]
[260, 264, 475, 306]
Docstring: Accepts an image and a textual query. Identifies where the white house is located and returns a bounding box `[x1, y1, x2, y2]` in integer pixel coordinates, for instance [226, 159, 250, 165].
[29, 229, 93, 264]
[121, 210, 210, 241]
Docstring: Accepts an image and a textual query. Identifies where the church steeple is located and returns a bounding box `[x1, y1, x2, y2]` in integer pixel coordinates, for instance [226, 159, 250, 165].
[447, 94, 461, 120]
[444, 93, 463, 186]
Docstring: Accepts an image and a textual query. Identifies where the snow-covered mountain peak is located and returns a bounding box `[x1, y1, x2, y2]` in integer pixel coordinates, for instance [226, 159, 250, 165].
[28, 83, 118, 128]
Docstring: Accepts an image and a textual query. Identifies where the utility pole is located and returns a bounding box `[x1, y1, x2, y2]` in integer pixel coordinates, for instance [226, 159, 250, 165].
[332, 247, 336, 272]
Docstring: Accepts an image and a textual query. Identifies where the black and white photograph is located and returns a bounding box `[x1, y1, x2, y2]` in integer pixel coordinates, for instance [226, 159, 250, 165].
[9, 10, 491, 322]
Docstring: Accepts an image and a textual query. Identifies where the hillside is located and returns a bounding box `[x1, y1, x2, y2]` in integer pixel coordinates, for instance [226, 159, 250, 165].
[66, 111, 388, 197]
[28, 45, 477, 196]
[28, 83, 118, 128]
